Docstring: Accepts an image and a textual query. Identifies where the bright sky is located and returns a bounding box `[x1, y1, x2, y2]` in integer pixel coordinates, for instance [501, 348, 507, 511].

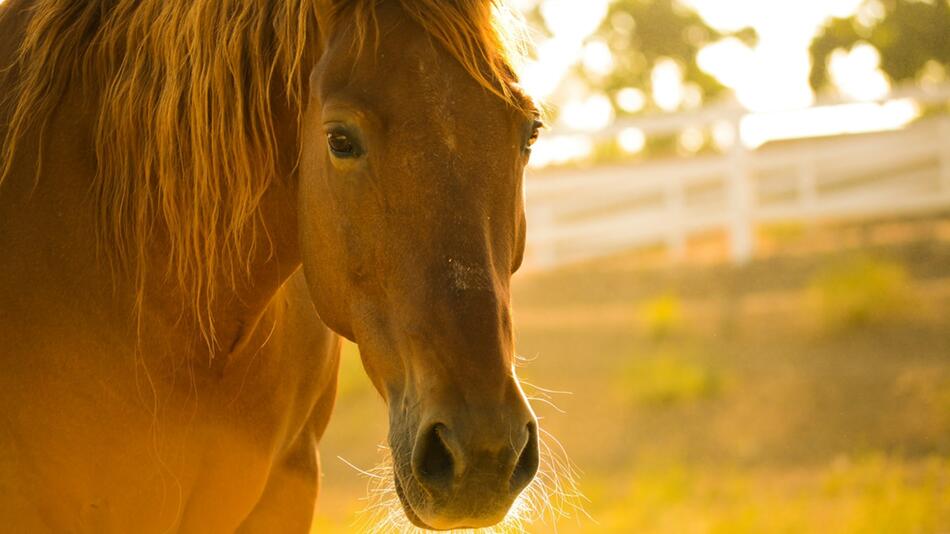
[517, 0, 885, 109]
[685, 0, 887, 110]
[514, 0, 923, 167]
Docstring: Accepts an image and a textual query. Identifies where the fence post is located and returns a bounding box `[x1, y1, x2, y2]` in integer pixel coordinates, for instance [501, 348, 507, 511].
[727, 117, 754, 264]
[939, 116, 950, 197]
[798, 152, 818, 221]
[666, 177, 686, 261]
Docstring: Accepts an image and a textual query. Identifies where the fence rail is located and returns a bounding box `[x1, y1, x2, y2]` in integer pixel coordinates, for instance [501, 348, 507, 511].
[522, 86, 950, 271]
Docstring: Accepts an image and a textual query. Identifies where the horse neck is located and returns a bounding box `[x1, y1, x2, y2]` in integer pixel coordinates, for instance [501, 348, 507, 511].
[140, 116, 306, 358]
[0, 87, 304, 362]
[197, 168, 304, 356]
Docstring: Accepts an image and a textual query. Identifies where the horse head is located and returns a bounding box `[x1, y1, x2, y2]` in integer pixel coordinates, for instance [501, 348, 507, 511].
[300, 1, 542, 529]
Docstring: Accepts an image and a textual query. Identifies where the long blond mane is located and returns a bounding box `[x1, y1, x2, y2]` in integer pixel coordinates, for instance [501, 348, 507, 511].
[0, 0, 530, 344]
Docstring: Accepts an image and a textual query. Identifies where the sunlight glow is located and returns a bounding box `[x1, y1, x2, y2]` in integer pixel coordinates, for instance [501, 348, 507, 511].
[560, 94, 614, 132]
[519, 0, 608, 99]
[696, 37, 755, 90]
[919, 60, 948, 88]
[829, 42, 891, 101]
[616, 87, 647, 113]
[678, 126, 706, 153]
[712, 120, 738, 151]
[618, 127, 647, 154]
[520, 0, 923, 168]
[520, 38, 582, 99]
[651, 58, 685, 112]
[528, 135, 594, 169]
[682, 0, 869, 112]
[582, 40, 614, 78]
[538, 0, 608, 42]
[856, 0, 887, 28]
[681, 0, 866, 34]
[740, 99, 922, 148]
[682, 83, 704, 109]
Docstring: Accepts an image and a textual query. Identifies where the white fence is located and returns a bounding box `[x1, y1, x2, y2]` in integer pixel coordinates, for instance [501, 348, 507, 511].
[522, 86, 950, 271]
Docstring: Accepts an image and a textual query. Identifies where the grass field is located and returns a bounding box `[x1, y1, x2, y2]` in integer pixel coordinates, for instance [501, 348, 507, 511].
[312, 219, 950, 533]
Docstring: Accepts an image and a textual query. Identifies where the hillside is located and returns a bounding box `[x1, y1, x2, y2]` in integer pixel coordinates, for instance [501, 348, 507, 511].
[313, 217, 950, 533]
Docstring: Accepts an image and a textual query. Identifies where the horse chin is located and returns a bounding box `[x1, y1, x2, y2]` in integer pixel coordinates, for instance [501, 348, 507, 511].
[394, 472, 439, 530]
[394, 470, 509, 531]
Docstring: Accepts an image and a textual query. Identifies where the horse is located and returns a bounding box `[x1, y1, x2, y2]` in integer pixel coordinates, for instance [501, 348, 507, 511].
[0, 0, 550, 531]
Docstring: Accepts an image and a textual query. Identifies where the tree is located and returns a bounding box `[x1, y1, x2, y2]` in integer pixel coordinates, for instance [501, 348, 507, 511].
[520, 0, 756, 116]
[590, 0, 756, 114]
[810, 0, 950, 91]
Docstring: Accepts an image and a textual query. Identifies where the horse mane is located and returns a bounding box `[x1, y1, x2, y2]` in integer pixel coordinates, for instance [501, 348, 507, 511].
[0, 0, 319, 342]
[0, 0, 532, 345]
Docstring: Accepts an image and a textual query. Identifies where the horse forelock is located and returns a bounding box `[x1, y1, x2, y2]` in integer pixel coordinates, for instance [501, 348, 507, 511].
[327, 0, 539, 116]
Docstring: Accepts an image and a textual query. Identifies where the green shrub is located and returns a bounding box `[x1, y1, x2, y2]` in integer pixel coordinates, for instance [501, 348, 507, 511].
[617, 349, 721, 406]
[808, 255, 912, 331]
[762, 222, 807, 245]
[639, 293, 685, 340]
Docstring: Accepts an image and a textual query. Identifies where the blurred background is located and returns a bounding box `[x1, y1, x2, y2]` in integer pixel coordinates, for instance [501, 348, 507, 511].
[315, 0, 950, 531]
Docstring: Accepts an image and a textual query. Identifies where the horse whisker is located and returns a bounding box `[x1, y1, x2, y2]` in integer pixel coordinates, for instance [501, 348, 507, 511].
[527, 395, 568, 414]
[351, 423, 588, 533]
[520, 380, 575, 397]
[337, 455, 388, 480]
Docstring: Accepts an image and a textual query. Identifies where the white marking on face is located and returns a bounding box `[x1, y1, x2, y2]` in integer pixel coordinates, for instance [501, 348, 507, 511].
[447, 258, 491, 291]
[444, 129, 458, 151]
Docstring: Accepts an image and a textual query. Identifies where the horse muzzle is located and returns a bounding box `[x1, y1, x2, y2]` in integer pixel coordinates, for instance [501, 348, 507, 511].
[390, 399, 539, 530]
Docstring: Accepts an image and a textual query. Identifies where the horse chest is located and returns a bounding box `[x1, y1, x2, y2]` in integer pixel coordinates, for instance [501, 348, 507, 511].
[3, 304, 337, 532]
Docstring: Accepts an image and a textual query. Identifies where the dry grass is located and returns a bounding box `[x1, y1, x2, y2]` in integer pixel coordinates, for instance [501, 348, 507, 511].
[314, 225, 950, 533]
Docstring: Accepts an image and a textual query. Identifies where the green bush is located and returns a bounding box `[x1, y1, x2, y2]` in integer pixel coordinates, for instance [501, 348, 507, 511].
[639, 293, 685, 340]
[808, 255, 912, 331]
[761, 222, 807, 245]
[617, 349, 721, 407]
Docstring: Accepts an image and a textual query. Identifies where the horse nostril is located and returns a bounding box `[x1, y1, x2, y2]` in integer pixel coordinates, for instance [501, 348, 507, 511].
[413, 423, 455, 491]
[510, 421, 540, 494]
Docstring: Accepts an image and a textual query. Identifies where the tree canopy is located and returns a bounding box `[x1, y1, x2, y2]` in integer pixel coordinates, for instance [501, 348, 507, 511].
[526, 0, 755, 115]
[810, 0, 950, 90]
[597, 0, 721, 105]
[592, 0, 755, 113]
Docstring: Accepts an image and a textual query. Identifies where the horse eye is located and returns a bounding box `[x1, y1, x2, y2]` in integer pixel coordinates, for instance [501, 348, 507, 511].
[527, 120, 543, 148]
[327, 132, 357, 157]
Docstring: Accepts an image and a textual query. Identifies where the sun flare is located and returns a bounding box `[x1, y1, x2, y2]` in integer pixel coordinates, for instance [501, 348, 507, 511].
[517, 0, 922, 168]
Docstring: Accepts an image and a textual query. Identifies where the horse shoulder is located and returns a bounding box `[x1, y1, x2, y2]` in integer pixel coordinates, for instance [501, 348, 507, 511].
[230, 270, 342, 532]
